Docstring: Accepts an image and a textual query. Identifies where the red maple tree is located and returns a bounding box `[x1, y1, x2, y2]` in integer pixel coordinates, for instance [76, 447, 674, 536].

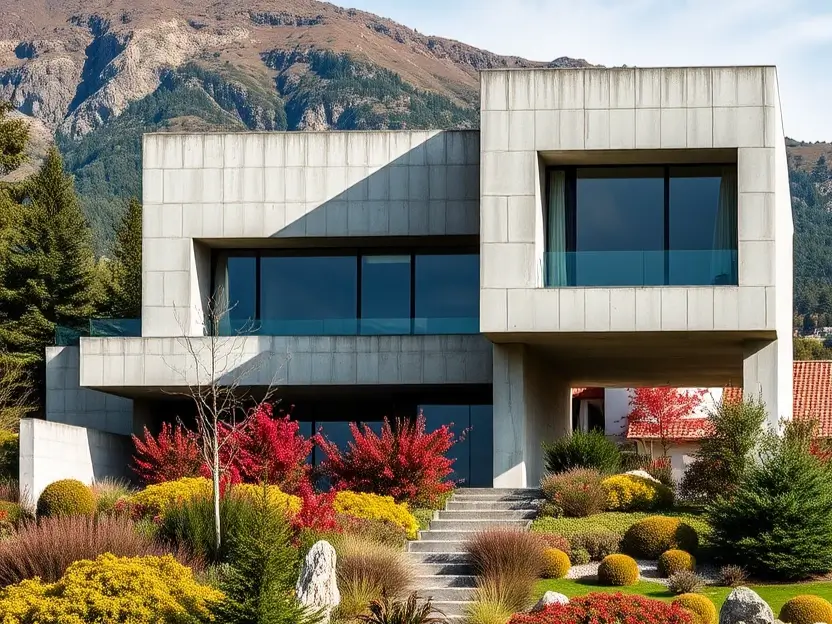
[627, 387, 706, 457]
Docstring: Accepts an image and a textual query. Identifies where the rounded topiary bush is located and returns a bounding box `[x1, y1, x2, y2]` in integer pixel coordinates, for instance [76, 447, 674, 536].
[603, 473, 674, 511]
[542, 547, 571, 579]
[673, 593, 717, 624]
[37, 479, 95, 518]
[622, 516, 698, 559]
[779, 595, 832, 624]
[659, 549, 697, 577]
[597, 554, 639, 586]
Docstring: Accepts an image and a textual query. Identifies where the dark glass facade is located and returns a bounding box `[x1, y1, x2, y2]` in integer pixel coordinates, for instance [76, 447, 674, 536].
[545, 164, 738, 287]
[212, 249, 479, 336]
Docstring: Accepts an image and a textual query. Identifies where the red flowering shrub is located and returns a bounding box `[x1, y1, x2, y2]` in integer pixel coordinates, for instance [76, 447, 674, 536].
[315, 413, 459, 507]
[508, 592, 694, 624]
[291, 480, 338, 534]
[131, 423, 202, 484]
[234, 403, 313, 493]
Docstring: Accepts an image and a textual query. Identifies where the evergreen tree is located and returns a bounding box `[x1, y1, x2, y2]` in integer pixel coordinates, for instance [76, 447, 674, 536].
[107, 197, 142, 318]
[0, 148, 97, 400]
[0, 101, 28, 176]
[213, 489, 320, 624]
[812, 154, 829, 183]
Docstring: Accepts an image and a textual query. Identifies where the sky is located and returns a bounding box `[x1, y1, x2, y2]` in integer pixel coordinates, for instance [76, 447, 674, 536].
[343, 0, 832, 141]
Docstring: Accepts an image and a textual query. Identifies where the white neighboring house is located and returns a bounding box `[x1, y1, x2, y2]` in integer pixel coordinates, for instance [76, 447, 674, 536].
[21, 65, 794, 499]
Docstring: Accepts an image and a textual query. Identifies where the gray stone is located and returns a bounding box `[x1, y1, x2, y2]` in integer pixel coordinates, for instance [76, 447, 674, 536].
[296, 540, 340, 622]
[719, 587, 774, 624]
[530, 591, 569, 612]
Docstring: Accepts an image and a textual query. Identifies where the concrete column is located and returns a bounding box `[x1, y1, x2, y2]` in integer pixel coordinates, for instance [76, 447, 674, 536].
[743, 339, 793, 431]
[492, 344, 571, 488]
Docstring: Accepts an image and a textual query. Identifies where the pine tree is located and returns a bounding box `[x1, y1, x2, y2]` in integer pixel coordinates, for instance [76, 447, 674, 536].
[213, 488, 320, 624]
[107, 197, 142, 318]
[0, 147, 97, 400]
[0, 101, 27, 176]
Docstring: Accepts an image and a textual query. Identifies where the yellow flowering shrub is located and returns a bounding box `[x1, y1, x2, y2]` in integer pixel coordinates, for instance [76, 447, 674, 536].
[129, 477, 212, 518]
[333, 491, 419, 540]
[603, 474, 673, 512]
[231, 484, 302, 515]
[0, 553, 223, 623]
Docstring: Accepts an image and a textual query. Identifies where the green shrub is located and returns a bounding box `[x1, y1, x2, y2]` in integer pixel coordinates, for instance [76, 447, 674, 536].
[622, 516, 698, 559]
[90, 478, 133, 516]
[540, 469, 607, 517]
[0, 432, 18, 480]
[603, 474, 673, 511]
[542, 548, 570, 579]
[0, 501, 27, 526]
[778, 595, 832, 624]
[538, 500, 563, 518]
[543, 431, 620, 475]
[597, 554, 639, 586]
[674, 593, 717, 624]
[570, 530, 620, 561]
[659, 549, 696, 577]
[680, 397, 767, 502]
[571, 548, 590, 565]
[412, 508, 434, 531]
[36, 479, 95, 518]
[537, 533, 571, 558]
[707, 437, 832, 580]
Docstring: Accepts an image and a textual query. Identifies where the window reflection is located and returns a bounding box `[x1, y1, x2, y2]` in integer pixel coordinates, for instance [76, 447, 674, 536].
[415, 255, 479, 334]
[361, 256, 411, 335]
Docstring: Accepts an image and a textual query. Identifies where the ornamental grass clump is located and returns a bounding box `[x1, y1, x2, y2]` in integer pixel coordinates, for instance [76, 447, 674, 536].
[0, 514, 203, 585]
[540, 469, 607, 518]
[542, 430, 621, 475]
[466, 528, 547, 612]
[0, 553, 222, 624]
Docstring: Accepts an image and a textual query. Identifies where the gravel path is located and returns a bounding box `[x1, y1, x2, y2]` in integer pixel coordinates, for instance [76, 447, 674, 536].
[566, 560, 720, 586]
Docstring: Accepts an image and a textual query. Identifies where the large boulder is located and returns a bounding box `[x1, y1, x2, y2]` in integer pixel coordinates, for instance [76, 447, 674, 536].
[296, 540, 340, 622]
[719, 587, 774, 624]
[531, 591, 569, 612]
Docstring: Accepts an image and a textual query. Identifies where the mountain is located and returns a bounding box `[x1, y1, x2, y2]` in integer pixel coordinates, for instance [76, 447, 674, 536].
[2, 0, 832, 324]
[0, 0, 590, 248]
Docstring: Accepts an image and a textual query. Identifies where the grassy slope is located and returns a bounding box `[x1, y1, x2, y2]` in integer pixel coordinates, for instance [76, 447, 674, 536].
[535, 577, 832, 613]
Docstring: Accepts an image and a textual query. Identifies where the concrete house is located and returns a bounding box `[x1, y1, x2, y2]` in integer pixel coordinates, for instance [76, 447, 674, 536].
[21, 66, 794, 498]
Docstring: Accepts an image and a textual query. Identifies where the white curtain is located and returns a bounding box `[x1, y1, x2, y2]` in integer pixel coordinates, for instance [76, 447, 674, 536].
[212, 253, 230, 335]
[546, 170, 568, 287]
[711, 167, 738, 285]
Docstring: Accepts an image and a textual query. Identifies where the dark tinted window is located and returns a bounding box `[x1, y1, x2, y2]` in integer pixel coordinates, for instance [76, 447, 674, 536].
[361, 255, 411, 335]
[415, 254, 479, 333]
[260, 256, 357, 335]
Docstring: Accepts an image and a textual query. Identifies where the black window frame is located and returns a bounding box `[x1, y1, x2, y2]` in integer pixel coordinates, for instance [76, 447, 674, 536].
[544, 163, 738, 287]
[210, 245, 479, 335]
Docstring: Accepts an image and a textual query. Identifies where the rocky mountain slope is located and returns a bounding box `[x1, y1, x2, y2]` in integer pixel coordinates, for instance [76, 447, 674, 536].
[1, 0, 588, 247]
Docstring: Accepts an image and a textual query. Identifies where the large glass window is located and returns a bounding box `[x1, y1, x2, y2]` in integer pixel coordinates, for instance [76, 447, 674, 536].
[545, 165, 738, 287]
[415, 254, 479, 334]
[361, 256, 411, 335]
[260, 256, 357, 335]
[212, 250, 478, 335]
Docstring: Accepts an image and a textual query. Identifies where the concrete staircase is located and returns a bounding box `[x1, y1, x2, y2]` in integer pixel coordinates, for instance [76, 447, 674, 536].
[407, 488, 542, 620]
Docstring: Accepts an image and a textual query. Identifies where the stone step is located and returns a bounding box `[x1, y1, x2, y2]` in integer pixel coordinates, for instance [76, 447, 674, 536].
[427, 518, 530, 531]
[412, 574, 478, 588]
[412, 562, 474, 576]
[415, 587, 477, 602]
[408, 540, 467, 553]
[406, 552, 470, 564]
[438, 509, 537, 520]
[430, 601, 471, 618]
[422, 529, 530, 542]
[455, 488, 542, 496]
[446, 500, 538, 511]
[451, 493, 540, 502]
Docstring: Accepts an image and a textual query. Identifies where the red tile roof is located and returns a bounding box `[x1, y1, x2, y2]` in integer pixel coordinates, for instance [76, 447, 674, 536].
[572, 387, 604, 400]
[627, 361, 832, 440]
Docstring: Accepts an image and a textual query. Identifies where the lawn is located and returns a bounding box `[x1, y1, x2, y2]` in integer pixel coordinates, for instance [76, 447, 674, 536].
[536, 577, 832, 613]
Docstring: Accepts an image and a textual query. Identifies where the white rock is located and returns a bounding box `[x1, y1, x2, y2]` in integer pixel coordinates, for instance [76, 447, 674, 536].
[719, 587, 774, 624]
[296, 540, 340, 623]
[625, 470, 662, 484]
[530, 591, 569, 612]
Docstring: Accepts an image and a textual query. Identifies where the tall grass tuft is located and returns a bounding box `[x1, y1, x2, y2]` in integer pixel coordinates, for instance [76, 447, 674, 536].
[466, 528, 546, 613]
[90, 477, 134, 516]
[0, 515, 202, 585]
[333, 533, 414, 620]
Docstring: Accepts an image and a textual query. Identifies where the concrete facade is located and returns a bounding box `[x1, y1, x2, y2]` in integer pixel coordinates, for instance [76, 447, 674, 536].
[36, 66, 793, 494]
[19, 419, 132, 501]
[480, 67, 792, 484]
